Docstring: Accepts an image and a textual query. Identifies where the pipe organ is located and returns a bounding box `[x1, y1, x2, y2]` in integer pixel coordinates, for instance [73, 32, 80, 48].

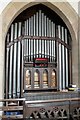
[5, 6, 71, 99]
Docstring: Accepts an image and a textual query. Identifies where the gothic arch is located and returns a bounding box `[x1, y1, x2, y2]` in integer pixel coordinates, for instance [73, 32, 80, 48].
[0, 1, 78, 99]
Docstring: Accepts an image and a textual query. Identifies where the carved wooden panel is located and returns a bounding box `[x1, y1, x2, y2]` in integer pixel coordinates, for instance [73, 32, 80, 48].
[23, 101, 69, 119]
[70, 100, 80, 120]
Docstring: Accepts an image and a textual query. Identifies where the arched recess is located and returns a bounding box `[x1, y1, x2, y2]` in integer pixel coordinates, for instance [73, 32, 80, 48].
[0, 1, 78, 99]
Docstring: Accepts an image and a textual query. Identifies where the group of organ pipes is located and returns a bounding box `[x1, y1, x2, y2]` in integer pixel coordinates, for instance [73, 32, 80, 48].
[5, 9, 71, 99]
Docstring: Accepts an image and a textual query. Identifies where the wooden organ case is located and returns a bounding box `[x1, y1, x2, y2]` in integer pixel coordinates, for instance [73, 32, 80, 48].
[5, 4, 71, 98]
[5, 4, 72, 99]
[5, 4, 80, 120]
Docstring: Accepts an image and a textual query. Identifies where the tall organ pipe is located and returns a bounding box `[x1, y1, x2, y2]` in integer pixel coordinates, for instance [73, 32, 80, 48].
[44, 15, 47, 57]
[29, 18, 31, 61]
[33, 14, 36, 58]
[49, 20, 51, 62]
[24, 21, 27, 56]
[31, 16, 33, 61]
[39, 10, 41, 58]
[47, 17, 49, 60]
[53, 23, 56, 61]
[13, 23, 17, 98]
[6, 34, 9, 98]
[9, 24, 14, 98]
[62, 27, 65, 89]
[17, 22, 22, 97]
[51, 22, 56, 62]
[51, 22, 54, 62]
[42, 12, 44, 58]
[21, 28, 24, 96]
[36, 12, 39, 58]
[26, 19, 29, 61]
[65, 28, 68, 88]
[58, 25, 62, 91]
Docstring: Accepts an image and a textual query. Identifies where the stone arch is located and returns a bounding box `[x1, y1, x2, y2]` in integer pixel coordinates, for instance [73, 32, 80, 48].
[0, 1, 78, 99]
[2, 1, 78, 41]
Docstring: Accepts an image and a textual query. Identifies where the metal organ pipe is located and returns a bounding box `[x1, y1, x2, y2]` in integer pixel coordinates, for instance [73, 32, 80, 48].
[44, 15, 47, 58]
[13, 23, 17, 98]
[51, 22, 54, 62]
[24, 21, 27, 56]
[42, 12, 44, 58]
[21, 25, 24, 95]
[49, 20, 51, 62]
[47, 17, 49, 60]
[36, 12, 39, 58]
[33, 14, 36, 58]
[26, 19, 29, 61]
[29, 18, 31, 61]
[52, 22, 56, 62]
[53, 23, 56, 62]
[6, 34, 9, 98]
[17, 22, 22, 97]
[61, 27, 65, 89]
[65, 28, 68, 88]
[39, 10, 41, 58]
[9, 24, 14, 98]
[58, 25, 62, 91]
[31, 16, 33, 61]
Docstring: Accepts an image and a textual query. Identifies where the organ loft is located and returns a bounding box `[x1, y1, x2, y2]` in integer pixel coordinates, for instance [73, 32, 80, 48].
[0, 3, 80, 120]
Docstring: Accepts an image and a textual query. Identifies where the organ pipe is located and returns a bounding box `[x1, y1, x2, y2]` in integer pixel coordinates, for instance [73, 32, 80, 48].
[36, 12, 39, 58]
[29, 18, 31, 61]
[61, 27, 65, 89]
[17, 22, 22, 97]
[65, 28, 68, 88]
[47, 18, 49, 60]
[44, 15, 47, 57]
[26, 19, 29, 61]
[31, 16, 33, 61]
[51, 22, 54, 62]
[58, 25, 62, 91]
[33, 14, 36, 58]
[9, 24, 14, 98]
[24, 21, 27, 56]
[53, 23, 56, 61]
[42, 13, 44, 58]
[6, 34, 9, 98]
[39, 10, 41, 58]
[21, 43, 24, 95]
[13, 23, 17, 97]
[49, 20, 51, 62]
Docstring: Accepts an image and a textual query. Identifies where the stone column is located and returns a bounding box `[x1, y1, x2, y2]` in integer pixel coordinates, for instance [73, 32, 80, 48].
[0, 14, 5, 116]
